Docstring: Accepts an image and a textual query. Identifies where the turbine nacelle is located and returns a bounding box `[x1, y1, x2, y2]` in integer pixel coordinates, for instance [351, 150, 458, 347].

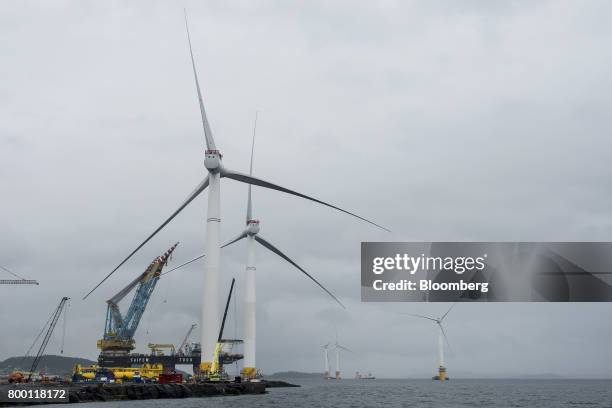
[204, 149, 222, 171]
[246, 219, 260, 235]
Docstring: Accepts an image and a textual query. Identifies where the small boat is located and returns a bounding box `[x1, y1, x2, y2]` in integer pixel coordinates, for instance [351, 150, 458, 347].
[355, 372, 376, 380]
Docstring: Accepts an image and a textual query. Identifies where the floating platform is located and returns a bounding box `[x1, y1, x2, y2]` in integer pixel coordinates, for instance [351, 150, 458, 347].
[0, 380, 298, 406]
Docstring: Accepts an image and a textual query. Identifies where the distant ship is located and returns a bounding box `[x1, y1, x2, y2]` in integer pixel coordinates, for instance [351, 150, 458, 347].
[355, 371, 376, 380]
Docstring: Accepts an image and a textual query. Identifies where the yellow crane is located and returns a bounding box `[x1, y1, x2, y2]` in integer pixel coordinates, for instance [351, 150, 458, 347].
[204, 278, 237, 381]
[147, 343, 176, 356]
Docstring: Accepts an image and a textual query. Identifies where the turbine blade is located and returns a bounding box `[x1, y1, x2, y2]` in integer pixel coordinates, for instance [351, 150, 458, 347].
[440, 303, 456, 322]
[221, 168, 390, 232]
[336, 344, 355, 353]
[221, 231, 248, 249]
[246, 111, 258, 223]
[184, 10, 216, 150]
[254, 235, 346, 309]
[83, 176, 209, 299]
[161, 253, 206, 276]
[401, 313, 439, 323]
[439, 323, 452, 353]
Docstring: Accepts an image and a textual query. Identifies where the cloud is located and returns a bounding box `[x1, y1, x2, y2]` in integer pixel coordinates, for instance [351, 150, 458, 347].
[1, 0, 612, 378]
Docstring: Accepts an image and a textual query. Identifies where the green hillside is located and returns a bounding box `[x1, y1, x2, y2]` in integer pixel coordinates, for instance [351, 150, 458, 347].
[0, 355, 96, 375]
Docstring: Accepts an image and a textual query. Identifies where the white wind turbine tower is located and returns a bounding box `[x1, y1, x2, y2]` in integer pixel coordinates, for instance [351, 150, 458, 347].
[322, 343, 332, 379]
[168, 113, 345, 379]
[406, 304, 454, 381]
[333, 331, 353, 380]
[83, 13, 388, 374]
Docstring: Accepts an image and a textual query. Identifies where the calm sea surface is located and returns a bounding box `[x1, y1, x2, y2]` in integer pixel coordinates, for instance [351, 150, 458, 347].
[46, 378, 611, 408]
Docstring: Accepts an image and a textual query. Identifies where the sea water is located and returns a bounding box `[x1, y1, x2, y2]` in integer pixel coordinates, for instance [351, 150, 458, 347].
[45, 378, 611, 408]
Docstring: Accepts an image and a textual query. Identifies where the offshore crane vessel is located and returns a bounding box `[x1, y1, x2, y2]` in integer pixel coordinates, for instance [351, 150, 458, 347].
[94, 243, 242, 375]
[95, 243, 200, 370]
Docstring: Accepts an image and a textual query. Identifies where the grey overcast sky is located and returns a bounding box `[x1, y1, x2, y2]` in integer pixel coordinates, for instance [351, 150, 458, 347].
[1, 0, 612, 378]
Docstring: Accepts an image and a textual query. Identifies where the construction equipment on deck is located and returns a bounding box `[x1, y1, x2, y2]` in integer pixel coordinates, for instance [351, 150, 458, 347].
[8, 371, 25, 383]
[0, 265, 38, 285]
[148, 343, 175, 356]
[177, 324, 197, 355]
[73, 363, 164, 383]
[204, 277, 243, 381]
[89, 243, 242, 377]
[27, 297, 70, 381]
[97, 243, 178, 358]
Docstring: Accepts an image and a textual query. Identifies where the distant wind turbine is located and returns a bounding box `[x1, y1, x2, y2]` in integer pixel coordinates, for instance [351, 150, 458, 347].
[83, 12, 388, 371]
[333, 330, 353, 380]
[321, 343, 332, 379]
[405, 304, 455, 381]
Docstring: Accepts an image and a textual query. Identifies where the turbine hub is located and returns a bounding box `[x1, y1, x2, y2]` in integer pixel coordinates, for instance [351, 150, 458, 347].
[246, 219, 260, 235]
[204, 149, 222, 171]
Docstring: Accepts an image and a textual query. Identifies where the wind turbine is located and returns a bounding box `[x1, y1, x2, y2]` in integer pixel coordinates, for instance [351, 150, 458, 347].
[405, 304, 454, 381]
[333, 330, 353, 380]
[321, 343, 332, 379]
[179, 112, 342, 379]
[83, 13, 388, 374]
